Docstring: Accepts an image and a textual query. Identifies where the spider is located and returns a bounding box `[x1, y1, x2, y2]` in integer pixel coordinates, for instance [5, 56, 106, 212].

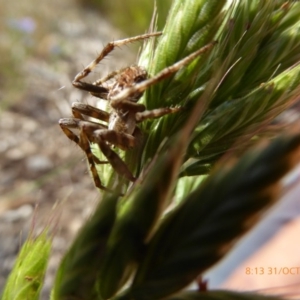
[59, 32, 215, 192]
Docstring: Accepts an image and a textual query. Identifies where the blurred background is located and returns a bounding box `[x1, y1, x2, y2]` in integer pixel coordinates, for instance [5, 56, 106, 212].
[1, 0, 300, 299]
[0, 0, 171, 297]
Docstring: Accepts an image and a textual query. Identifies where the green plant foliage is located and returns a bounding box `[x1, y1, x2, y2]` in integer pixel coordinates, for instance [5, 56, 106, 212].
[115, 133, 300, 300]
[1, 231, 51, 300]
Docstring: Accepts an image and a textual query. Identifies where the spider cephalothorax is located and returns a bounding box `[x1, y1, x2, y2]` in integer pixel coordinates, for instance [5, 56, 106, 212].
[107, 65, 148, 101]
[59, 32, 215, 192]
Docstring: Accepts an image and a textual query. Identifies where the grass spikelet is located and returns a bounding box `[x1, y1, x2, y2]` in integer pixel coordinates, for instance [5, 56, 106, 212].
[123, 133, 300, 299]
[2, 231, 51, 300]
[129, 1, 300, 181]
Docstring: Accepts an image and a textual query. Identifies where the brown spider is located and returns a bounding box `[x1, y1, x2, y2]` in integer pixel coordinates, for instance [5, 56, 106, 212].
[59, 32, 215, 192]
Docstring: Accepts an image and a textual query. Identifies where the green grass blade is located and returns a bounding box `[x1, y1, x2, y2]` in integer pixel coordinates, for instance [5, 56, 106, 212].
[2, 231, 51, 300]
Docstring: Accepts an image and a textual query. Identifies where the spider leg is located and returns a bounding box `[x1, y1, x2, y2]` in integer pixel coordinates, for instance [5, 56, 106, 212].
[71, 102, 110, 123]
[92, 129, 136, 182]
[78, 128, 114, 192]
[93, 70, 120, 86]
[110, 99, 146, 112]
[59, 118, 108, 163]
[60, 118, 107, 133]
[90, 70, 123, 99]
[110, 42, 217, 102]
[59, 118, 114, 192]
[135, 106, 182, 122]
[90, 129, 135, 151]
[62, 118, 136, 181]
[59, 118, 80, 145]
[72, 32, 162, 96]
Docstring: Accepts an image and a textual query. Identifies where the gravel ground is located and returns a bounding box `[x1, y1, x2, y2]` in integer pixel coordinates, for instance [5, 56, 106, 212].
[0, 0, 137, 297]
